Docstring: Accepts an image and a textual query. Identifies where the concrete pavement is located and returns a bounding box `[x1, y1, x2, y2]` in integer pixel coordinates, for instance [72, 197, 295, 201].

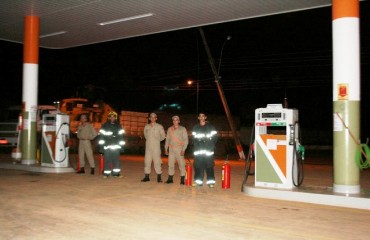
[0, 153, 370, 240]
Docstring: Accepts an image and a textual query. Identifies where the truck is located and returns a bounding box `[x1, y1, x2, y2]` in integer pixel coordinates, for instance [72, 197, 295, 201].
[1, 98, 243, 157]
[63, 104, 241, 156]
[58, 98, 114, 133]
[0, 121, 19, 149]
[0, 105, 57, 151]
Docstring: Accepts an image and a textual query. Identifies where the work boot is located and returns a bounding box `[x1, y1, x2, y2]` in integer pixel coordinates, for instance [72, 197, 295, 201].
[180, 176, 185, 185]
[113, 173, 123, 178]
[192, 180, 203, 187]
[157, 174, 163, 183]
[165, 175, 173, 184]
[90, 168, 95, 175]
[76, 167, 85, 174]
[141, 174, 150, 182]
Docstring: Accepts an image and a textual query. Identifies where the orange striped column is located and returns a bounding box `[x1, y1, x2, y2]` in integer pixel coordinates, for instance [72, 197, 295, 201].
[21, 16, 39, 165]
[332, 0, 360, 194]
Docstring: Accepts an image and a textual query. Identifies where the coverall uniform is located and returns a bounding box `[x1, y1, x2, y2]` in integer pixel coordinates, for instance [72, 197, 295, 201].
[165, 125, 188, 177]
[143, 122, 165, 175]
[192, 122, 218, 186]
[77, 122, 97, 170]
[98, 121, 125, 177]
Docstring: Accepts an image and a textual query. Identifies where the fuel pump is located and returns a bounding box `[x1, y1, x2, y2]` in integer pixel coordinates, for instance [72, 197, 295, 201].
[254, 104, 304, 189]
[41, 113, 70, 167]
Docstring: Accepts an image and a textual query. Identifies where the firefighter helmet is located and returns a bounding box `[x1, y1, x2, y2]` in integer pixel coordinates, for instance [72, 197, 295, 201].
[107, 111, 118, 119]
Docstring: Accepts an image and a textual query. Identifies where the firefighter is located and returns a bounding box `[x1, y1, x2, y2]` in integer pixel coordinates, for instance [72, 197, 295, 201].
[141, 113, 166, 183]
[98, 111, 125, 178]
[76, 114, 97, 174]
[192, 113, 218, 188]
[164, 115, 188, 185]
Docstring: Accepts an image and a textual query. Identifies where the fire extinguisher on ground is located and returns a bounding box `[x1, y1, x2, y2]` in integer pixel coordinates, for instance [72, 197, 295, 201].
[99, 154, 113, 175]
[185, 158, 192, 186]
[99, 154, 104, 175]
[76, 156, 81, 171]
[222, 158, 231, 189]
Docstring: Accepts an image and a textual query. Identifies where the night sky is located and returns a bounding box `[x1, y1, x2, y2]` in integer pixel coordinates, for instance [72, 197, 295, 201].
[1, 2, 369, 140]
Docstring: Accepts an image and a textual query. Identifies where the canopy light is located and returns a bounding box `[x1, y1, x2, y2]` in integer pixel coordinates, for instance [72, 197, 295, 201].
[40, 31, 66, 38]
[98, 13, 154, 26]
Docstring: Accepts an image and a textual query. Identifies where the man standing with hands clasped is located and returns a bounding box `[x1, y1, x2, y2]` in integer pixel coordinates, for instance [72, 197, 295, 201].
[164, 115, 188, 185]
[141, 113, 166, 183]
[76, 114, 97, 175]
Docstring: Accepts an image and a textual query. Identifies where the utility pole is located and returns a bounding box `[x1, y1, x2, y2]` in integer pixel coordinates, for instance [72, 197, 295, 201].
[198, 27, 246, 160]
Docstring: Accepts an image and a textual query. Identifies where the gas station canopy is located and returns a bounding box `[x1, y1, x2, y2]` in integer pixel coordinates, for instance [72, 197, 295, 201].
[0, 0, 332, 49]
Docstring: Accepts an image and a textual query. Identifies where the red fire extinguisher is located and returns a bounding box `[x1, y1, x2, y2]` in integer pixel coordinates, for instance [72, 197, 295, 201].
[76, 156, 81, 171]
[99, 154, 104, 175]
[222, 161, 231, 189]
[185, 159, 192, 186]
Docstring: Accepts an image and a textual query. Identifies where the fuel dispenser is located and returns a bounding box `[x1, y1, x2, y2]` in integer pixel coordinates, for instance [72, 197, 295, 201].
[254, 104, 304, 189]
[41, 113, 70, 167]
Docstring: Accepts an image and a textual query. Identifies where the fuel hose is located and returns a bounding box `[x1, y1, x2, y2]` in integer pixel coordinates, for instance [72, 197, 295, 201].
[292, 122, 304, 187]
[241, 124, 255, 192]
[335, 112, 370, 169]
[355, 144, 370, 170]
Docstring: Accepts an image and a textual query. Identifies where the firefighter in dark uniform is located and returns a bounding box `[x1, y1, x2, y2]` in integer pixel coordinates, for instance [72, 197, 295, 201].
[191, 113, 218, 187]
[98, 111, 125, 178]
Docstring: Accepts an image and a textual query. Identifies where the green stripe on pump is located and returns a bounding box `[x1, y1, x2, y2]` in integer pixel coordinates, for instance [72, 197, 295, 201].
[256, 143, 282, 184]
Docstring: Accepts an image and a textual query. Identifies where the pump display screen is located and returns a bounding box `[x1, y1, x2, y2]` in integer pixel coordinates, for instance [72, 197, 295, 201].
[45, 116, 55, 121]
[262, 112, 282, 118]
[43, 115, 56, 126]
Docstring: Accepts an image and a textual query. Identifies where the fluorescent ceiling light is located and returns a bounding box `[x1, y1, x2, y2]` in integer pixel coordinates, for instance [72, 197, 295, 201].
[98, 13, 154, 26]
[40, 31, 66, 38]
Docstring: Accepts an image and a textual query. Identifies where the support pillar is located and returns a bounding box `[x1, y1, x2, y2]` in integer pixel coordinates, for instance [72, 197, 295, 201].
[332, 0, 360, 194]
[21, 16, 39, 165]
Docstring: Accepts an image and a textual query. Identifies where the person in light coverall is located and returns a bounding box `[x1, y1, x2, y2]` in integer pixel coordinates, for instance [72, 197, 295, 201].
[192, 113, 218, 188]
[164, 115, 188, 185]
[98, 111, 125, 178]
[76, 114, 98, 175]
[141, 112, 166, 183]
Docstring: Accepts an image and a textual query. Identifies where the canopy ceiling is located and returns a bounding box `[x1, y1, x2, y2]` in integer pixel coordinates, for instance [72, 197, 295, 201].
[0, 0, 332, 49]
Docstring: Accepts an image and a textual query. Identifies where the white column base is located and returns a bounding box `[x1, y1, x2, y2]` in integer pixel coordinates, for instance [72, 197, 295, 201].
[21, 159, 36, 165]
[333, 184, 360, 194]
